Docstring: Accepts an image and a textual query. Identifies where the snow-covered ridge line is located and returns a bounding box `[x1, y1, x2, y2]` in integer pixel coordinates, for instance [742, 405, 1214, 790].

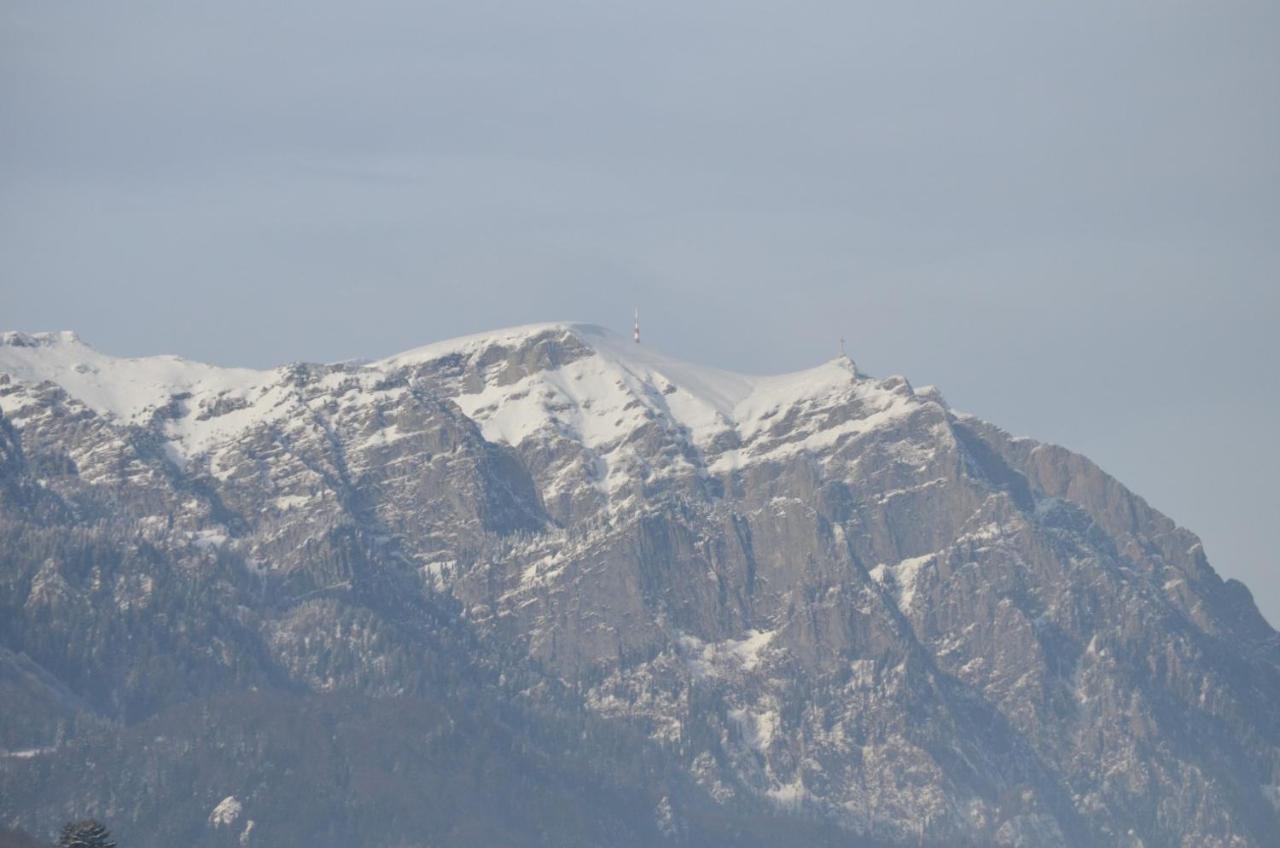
[374, 321, 597, 369]
[0, 323, 921, 472]
[0, 329, 276, 426]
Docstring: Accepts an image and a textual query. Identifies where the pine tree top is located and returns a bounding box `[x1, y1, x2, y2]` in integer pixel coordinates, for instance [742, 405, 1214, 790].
[57, 820, 116, 848]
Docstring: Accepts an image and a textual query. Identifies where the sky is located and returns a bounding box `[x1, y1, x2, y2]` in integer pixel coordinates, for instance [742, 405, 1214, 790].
[2, 2, 1277, 621]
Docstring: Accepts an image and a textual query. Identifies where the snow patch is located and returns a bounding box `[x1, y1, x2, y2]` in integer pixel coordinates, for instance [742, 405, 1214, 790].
[209, 795, 242, 827]
[767, 775, 808, 806]
[679, 628, 778, 678]
[729, 705, 779, 752]
[273, 495, 313, 512]
[871, 553, 935, 612]
[192, 529, 228, 550]
[1, 746, 55, 759]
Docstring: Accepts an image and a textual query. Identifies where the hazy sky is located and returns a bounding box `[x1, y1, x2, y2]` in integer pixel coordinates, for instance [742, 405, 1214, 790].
[3, 2, 1277, 621]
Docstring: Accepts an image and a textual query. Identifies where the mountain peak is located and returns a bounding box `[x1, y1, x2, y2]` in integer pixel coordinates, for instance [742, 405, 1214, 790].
[376, 322, 604, 368]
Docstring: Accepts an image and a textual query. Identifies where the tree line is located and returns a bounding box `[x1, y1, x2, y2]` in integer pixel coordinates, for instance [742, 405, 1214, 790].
[0, 820, 115, 848]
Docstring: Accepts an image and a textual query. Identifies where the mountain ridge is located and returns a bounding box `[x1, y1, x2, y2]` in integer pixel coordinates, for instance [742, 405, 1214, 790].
[0, 321, 865, 429]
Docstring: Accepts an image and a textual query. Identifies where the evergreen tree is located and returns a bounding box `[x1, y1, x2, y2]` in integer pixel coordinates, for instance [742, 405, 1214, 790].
[57, 821, 115, 848]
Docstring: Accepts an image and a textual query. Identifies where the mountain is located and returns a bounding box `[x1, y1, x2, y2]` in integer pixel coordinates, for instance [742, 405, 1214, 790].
[1, 323, 1277, 847]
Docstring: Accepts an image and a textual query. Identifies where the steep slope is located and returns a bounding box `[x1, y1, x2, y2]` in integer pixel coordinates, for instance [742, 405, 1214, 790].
[1, 324, 1277, 847]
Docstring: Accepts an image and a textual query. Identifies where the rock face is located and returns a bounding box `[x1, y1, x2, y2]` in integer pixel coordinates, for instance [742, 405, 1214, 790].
[1, 323, 1277, 847]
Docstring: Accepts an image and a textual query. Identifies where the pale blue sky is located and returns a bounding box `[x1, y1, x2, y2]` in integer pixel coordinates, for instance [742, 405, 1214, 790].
[3, 2, 1277, 621]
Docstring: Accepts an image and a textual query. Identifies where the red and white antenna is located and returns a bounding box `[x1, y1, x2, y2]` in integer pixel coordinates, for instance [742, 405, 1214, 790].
[633, 307, 640, 344]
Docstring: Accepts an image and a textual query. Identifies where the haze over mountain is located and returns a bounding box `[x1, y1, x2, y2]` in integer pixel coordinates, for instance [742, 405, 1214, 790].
[7, 2, 1279, 629]
[1, 324, 1278, 847]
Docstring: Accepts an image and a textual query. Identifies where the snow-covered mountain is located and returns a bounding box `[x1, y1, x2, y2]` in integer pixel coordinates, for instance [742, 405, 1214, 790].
[1, 324, 1277, 847]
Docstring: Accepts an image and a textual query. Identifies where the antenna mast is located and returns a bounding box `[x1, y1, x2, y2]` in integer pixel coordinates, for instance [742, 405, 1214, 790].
[633, 307, 640, 344]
